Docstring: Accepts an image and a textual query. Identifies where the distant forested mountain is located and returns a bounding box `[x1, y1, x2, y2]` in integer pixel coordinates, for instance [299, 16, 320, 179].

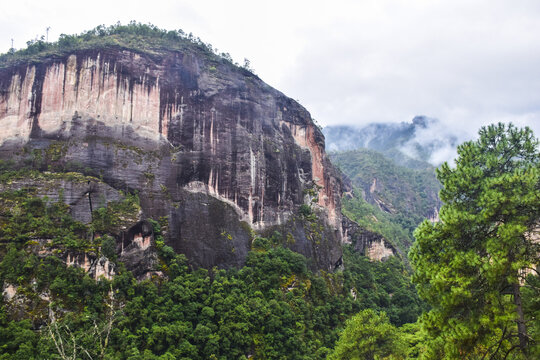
[330, 149, 441, 253]
[323, 116, 461, 166]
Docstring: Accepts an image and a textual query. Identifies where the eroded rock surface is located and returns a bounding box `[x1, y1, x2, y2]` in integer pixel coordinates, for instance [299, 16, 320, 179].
[342, 215, 397, 261]
[0, 46, 344, 270]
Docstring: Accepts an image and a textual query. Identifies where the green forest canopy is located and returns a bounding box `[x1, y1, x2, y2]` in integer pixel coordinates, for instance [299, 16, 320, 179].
[411, 123, 540, 359]
[0, 185, 422, 359]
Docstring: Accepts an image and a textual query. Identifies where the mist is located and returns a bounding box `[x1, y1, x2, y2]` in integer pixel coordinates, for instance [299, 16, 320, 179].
[324, 116, 478, 166]
[1, 1, 539, 144]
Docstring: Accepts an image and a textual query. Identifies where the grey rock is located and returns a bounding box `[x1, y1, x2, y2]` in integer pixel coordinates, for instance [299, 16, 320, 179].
[0, 46, 345, 271]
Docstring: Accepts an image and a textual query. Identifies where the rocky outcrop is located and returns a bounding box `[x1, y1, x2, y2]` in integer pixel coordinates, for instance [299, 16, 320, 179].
[342, 215, 396, 261]
[65, 253, 116, 280]
[119, 220, 160, 279]
[0, 46, 344, 270]
[0, 174, 123, 224]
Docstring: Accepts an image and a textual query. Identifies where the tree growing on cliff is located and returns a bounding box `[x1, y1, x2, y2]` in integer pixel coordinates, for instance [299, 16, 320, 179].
[410, 123, 540, 359]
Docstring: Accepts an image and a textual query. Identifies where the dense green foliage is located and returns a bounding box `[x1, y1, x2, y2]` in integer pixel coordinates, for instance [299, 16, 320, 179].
[410, 123, 540, 359]
[333, 149, 440, 231]
[342, 191, 416, 253]
[342, 246, 426, 326]
[0, 173, 423, 359]
[332, 149, 441, 253]
[0, 190, 90, 251]
[328, 309, 406, 360]
[5, 23, 537, 360]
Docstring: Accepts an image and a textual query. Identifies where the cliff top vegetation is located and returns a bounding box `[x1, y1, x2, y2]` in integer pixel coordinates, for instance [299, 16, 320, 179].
[0, 21, 254, 73]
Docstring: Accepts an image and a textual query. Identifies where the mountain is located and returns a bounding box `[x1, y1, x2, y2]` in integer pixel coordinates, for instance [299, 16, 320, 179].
[0, 24, 427, 359]
[0, 26, 356, 272]
[332, 149, 441, 224]
[323, 118, 446, 253]
[331, 149, 441, 253]
[323, 116, 461, 166]
[0, 23, 400, 274]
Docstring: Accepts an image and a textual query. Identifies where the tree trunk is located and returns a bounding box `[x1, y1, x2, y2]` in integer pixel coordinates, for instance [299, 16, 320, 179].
[512, 282, 528, 353]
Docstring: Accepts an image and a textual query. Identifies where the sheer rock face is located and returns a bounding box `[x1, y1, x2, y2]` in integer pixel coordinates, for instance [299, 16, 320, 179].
[0, 47, 344, 270]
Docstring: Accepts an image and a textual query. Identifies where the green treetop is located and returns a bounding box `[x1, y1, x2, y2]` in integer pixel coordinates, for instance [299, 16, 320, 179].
[410, 123, 540, 359]
[328, 309, 406, 360]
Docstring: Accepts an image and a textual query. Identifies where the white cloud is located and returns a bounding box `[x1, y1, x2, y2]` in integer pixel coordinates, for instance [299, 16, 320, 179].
[1, 0, 539, 139]
[279, 0, 540, 138]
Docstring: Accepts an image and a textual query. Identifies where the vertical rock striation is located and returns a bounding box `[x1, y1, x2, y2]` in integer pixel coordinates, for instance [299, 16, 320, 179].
[0, 46, 344, 270]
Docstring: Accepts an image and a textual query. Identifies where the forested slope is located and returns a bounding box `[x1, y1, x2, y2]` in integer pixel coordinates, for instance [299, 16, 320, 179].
[0, 169, 423, 359]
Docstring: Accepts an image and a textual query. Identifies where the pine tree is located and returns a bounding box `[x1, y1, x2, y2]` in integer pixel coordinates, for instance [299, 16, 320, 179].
[328, 309, 405, 360]
[410, 123, 540, 359]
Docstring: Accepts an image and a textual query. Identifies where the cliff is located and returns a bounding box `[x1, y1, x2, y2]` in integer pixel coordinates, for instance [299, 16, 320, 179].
[0, 43, 344, 271]
[342, 216, 398, 261]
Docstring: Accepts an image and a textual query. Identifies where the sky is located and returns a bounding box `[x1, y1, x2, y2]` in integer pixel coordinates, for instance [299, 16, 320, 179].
[1, 0, 539, 139]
